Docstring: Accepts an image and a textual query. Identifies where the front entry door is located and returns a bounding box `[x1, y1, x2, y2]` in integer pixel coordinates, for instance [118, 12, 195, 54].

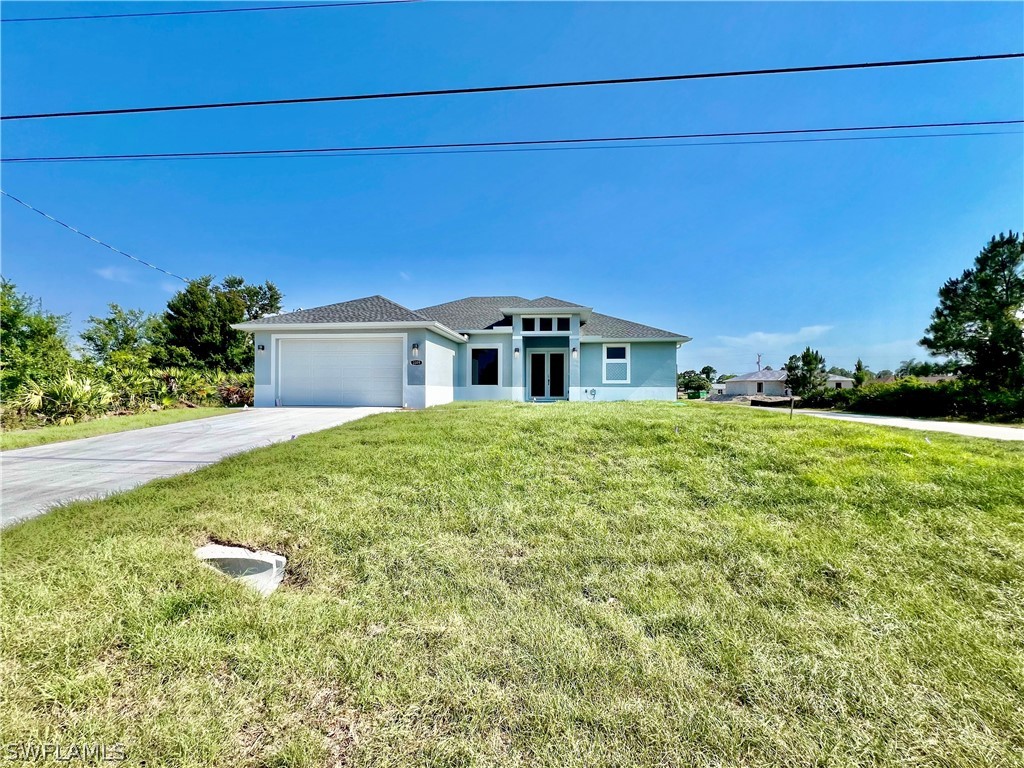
[528, 352, 567, 399]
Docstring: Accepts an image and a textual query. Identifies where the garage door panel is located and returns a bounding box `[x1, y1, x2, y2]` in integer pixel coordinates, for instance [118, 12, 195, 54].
[278, 338, 403, 406]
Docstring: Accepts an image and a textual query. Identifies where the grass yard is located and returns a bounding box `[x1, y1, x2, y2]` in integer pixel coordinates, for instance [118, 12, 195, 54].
[2, 401, 1022, 767]
[0, 407, 232, 451]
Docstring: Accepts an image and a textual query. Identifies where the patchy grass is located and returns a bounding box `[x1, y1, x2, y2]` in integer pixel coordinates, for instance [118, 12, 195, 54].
[0, 408, 232, 451]
[1, 401, 1022, 767]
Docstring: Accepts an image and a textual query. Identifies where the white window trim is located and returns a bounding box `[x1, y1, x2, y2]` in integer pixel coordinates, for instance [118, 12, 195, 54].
[521, 314, 573, 335]
[602, 342, 631, 384]
[467, 343, 503, 387]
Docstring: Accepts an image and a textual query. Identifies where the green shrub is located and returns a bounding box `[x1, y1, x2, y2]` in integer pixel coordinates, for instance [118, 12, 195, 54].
[150, 367, 216, 406]
[17, 371, 115, 425]
[799, 378, 1023, 422]
[104, 363, 158, 412]
[212, 371, 254, 406]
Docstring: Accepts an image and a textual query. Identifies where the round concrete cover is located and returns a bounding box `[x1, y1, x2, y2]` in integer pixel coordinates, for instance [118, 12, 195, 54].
[195, 544, 286, 596]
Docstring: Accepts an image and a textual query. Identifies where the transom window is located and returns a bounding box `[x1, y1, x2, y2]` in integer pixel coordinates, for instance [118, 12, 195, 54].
[602, 343, 631, 384]
[521, 316, 571, 333]
[470, 347, 500, 386]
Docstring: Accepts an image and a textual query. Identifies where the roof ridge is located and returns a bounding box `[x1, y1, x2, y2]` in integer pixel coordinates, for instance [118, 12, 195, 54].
[366, 294, 430, 321]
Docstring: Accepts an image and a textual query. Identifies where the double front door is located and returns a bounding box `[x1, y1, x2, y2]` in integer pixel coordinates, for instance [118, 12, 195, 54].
[529, 351, 567, 399]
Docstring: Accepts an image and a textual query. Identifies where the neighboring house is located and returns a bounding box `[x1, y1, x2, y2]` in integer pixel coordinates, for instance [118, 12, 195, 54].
[721, 370, 855, 397]
[232, 295, 689, 408]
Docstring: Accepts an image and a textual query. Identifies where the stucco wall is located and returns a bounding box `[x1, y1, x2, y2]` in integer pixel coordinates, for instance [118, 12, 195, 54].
[723, 379, 787, 397]
[456, 332, 514, 400]
[578, 341, 677, 401]
[424, 330, 458, 407]
[249, 328, 679, 406]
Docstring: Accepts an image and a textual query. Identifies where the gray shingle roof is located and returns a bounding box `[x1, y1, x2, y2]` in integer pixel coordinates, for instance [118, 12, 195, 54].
[579, 312, 684, 339]
[416, 296, 528, 330]
[514, 296, 589, 309]
[728, 370, 788, 382]
[250, 295, 428, 325]
[243, 294, 687, 341]
[727, 370, 855, 382]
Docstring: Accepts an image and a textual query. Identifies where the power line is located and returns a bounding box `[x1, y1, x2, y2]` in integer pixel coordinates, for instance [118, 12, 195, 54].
[4, 131, 1017, 166]
[1, 1, 418, 23]
[3, 119, 1019, 163]
[0, 190, 190, 283]
[3, 53, 1020, 122]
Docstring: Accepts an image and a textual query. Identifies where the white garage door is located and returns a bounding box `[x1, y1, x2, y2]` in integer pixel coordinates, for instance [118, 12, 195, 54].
[277, 338, 404, 407]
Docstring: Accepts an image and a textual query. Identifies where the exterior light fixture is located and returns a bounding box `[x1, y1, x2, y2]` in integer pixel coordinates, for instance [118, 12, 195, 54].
[572, 346, 578, 359]
[514, 347, 520, 358]
[411, 343, 420, 358]
[257, 344, 265, 352]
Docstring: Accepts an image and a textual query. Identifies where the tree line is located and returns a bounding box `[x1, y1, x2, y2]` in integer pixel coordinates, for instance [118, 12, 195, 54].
[1, 275, 281, 426]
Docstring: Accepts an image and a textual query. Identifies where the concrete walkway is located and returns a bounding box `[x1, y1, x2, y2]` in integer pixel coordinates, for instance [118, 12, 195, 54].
[801, 410, 1024, 441]
[1, 407, 393, 528]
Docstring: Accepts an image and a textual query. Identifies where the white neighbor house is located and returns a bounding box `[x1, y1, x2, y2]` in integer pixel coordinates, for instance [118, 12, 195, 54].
[721, 370, 854, 397]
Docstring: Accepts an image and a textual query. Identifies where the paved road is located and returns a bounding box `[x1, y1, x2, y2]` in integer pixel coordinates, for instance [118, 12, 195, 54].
[1, 407, 393, 528]
[801, 410, 1024, 441]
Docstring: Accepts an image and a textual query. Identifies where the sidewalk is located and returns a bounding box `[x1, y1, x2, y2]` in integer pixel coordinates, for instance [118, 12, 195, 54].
[800, 410, 1024, 441]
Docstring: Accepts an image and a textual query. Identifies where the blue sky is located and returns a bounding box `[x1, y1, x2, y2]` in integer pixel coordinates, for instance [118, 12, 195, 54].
[2, 1, 1022, 375]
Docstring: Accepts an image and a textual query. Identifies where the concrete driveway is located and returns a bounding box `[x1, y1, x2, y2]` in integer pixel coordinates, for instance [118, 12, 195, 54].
[1, 407, 393, 528]
[801, 410, 1024, 441]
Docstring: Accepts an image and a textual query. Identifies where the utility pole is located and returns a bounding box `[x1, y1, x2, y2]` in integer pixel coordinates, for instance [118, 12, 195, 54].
[756, 353, 762, 371]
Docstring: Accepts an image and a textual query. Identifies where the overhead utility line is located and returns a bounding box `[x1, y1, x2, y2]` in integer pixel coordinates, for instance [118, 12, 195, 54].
[3, 53, 1020, 122]
[0, 190, 190, 283]
[1, 1, 417, 23]
[4, 119, 1020, 163]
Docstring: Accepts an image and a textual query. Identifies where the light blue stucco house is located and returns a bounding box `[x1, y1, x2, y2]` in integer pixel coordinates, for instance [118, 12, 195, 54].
[233, 295, 690, 409]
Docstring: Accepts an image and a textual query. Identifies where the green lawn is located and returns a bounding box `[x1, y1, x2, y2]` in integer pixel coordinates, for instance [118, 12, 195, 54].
[0, 407, 232, 451]
[2, 401, 1022, 767]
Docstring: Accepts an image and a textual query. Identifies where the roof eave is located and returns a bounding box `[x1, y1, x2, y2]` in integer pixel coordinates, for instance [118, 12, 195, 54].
[230, 320, 467, 343]
[580, 335, 691, 344]
[500, 306, 594, 321]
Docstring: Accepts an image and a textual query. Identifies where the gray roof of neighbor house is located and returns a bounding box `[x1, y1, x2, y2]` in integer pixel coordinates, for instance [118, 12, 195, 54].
[728, 370, 788, 382]
[727, 370, 856, 382]
[240, 295, 430, 325]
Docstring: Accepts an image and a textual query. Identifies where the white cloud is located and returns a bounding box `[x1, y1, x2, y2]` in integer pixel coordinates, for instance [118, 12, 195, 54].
[160, 281, 182, 294]
[683, 324, 836, 373]
[399, 271, 412, 282]
[94, 266, 134, 283]
[716, 324, 833, 348]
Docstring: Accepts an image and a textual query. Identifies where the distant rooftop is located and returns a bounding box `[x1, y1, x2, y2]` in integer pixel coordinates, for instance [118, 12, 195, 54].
[728, 370, 854, 382]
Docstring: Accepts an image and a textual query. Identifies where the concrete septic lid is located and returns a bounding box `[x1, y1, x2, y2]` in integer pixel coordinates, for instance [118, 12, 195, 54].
[195, 544, 286, 596]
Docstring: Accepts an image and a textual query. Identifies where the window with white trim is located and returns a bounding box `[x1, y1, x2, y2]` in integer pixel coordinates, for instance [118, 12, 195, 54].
[470, 346, 500, 386]
[602, 343, 630, 384]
